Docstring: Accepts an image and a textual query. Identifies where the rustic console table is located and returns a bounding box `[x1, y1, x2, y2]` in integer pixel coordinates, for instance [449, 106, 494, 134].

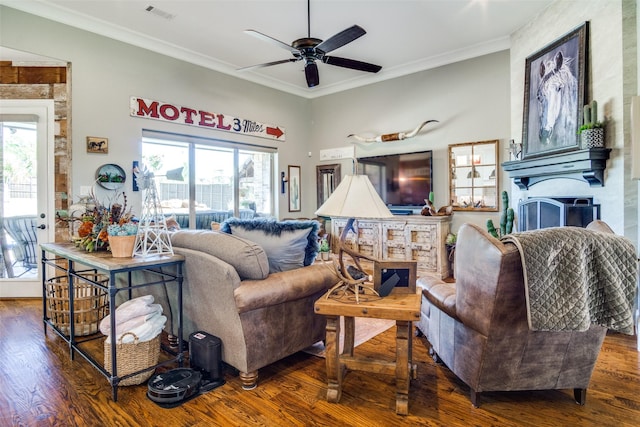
[40, 243, 185, 401]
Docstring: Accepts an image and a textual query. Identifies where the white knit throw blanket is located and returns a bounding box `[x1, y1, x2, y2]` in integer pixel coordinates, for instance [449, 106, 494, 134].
[502, 227, 637, 334]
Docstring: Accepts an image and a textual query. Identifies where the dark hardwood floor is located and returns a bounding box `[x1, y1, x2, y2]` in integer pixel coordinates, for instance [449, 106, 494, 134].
[1, 298, 639, 427]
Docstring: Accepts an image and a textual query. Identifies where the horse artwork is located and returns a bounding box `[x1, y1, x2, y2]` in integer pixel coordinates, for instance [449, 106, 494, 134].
[522, 23, 587, 159]
[536, 51, 577, 147]
[86, 136, 108, 154]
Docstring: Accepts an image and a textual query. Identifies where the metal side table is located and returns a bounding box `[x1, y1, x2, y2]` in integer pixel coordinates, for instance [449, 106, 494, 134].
[41, 242, 185, 401]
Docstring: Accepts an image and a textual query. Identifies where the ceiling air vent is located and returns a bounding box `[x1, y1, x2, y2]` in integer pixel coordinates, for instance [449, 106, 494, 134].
[145, 5, 175, 20]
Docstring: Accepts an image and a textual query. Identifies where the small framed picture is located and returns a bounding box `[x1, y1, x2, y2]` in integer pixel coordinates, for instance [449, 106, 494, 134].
[373, 260, 417, 297]
[87, 136, 108, 154]
[288, 165, 301, 212]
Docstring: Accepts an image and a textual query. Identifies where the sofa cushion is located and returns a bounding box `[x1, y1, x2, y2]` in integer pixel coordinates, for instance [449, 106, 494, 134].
[220, 218, 319, 273]
[170, 230, 269, 280]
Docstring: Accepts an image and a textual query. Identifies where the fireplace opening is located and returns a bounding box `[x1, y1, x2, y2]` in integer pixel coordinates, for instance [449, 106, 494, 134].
[517, 197, 600, 232]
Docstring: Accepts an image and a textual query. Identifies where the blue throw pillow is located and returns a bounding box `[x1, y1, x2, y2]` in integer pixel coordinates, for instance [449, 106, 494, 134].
[220, 218, 319, 273]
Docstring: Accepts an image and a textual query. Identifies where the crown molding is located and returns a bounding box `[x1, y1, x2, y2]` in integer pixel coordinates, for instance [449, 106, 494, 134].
[1, 0, 511, 99]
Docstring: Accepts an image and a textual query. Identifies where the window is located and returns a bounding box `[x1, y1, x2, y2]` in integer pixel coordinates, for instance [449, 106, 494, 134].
[142, 130, 275, 229]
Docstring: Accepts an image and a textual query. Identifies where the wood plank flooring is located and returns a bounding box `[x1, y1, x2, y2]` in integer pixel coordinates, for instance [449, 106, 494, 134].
[1, 298, 639, 427]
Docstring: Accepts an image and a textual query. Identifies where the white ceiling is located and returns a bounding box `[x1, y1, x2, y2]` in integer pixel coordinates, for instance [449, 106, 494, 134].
[0, 0, 553, 99]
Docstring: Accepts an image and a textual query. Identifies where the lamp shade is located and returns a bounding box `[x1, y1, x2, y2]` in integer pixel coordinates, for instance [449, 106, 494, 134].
[315, 175, 393, 219]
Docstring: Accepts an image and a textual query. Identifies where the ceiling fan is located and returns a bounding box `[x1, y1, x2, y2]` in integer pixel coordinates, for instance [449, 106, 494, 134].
[238, 0, 382, 88]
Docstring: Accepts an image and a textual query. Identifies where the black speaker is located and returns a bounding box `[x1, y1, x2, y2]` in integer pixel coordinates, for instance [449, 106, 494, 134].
[189, 331, 225, 390]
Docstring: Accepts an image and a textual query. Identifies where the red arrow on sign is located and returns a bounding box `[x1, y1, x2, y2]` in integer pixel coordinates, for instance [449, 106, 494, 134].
[266, 127, 284, 139]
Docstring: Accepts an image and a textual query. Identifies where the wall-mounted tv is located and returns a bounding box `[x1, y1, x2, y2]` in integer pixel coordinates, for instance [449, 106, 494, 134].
[357, 150, 433, 209]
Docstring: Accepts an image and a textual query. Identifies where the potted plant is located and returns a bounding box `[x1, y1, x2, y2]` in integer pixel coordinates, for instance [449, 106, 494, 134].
[445, 232, 457, 278]
[107, 222, 139, 258]
[578, 100, 604, 148]
[319, 236, 330, 261]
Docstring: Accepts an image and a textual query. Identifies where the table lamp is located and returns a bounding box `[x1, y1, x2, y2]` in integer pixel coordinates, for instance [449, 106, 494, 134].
[315, 174, 394, 300]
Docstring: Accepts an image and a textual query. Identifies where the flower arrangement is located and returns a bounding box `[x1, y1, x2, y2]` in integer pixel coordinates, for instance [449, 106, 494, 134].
[75, 190, 137, 252]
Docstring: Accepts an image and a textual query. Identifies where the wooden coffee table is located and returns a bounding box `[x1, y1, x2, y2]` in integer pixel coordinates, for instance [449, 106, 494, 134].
[314, 291, 421, 415]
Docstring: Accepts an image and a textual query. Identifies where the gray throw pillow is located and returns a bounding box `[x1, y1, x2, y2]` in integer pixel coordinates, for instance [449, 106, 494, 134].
[229, 226, 310, 273]
[220, 218, 320, 273]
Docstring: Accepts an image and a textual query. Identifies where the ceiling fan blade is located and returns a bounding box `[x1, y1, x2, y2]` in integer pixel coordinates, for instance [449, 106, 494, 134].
[244, 29, 298, 54]
[323, 56, 382, 73]
[305, 61, 320, 88]
[237, 58, 299, 72]
[315, 25, 366, 54]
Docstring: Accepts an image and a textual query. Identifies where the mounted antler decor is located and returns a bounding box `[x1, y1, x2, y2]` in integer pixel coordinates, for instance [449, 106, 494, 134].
[348, 119, 438, 143]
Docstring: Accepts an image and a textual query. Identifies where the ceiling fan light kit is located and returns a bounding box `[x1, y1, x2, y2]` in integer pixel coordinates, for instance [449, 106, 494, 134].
[239, 0, 381, 88]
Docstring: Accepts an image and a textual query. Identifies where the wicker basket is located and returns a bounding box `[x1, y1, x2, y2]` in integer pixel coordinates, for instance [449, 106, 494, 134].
[104, 332, 161, 386]
[46, 273, 109, 336]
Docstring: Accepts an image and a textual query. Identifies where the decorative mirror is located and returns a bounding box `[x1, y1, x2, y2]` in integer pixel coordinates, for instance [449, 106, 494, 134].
[96, 163, 126, 190]
[316, 164, 341, 209]
[449, 140, 498, 211]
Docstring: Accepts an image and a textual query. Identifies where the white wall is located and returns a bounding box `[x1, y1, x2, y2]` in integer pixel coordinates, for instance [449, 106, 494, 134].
[0, 6, 313, 218]
[510, 0, 637, 245]
[2, 2, 635, 240]
[310, 51, 512, 232]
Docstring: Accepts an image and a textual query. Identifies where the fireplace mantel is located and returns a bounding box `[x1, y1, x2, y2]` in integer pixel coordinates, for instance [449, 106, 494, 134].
[502, 148, 611, 190]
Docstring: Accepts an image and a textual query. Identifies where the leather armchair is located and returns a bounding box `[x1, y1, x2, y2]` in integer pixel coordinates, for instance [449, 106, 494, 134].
[417, 222, 613, 407]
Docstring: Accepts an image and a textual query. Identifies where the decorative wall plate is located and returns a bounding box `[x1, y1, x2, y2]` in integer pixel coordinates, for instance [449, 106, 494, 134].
[96, 163, 126, 190]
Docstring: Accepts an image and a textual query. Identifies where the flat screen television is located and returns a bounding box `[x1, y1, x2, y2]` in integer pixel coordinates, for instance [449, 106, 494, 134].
[357, 150, 433, 210]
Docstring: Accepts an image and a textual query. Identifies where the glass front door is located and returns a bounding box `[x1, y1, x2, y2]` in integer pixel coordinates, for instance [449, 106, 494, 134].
[0, 100, 54, 297]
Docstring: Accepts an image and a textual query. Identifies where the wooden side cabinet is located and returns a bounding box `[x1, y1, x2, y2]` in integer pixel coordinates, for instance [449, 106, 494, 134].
[331, 215, 451, 279]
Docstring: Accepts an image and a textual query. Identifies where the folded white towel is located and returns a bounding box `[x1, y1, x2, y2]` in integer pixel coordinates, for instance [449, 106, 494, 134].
[114, 296, 157, 321]
[117, 295, 154, 311]
[135, 314, 167, 342]
[100, 306, 163, 337]
[105, 314, 167, 344]
[99, 304, 163, 336]
[99, 295, 162, 335]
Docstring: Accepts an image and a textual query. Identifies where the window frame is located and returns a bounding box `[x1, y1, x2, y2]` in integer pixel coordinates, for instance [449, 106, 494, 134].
[142, 129, 276, 228]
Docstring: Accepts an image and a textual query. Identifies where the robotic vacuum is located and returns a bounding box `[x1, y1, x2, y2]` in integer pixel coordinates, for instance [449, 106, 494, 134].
[147, 368, 202, 404]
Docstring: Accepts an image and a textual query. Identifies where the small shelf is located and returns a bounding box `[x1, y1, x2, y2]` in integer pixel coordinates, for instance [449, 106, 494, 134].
[502, 148, 611, 189]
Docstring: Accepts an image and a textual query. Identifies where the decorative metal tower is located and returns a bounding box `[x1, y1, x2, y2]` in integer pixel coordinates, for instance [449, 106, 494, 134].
[133, 165, 174, 257]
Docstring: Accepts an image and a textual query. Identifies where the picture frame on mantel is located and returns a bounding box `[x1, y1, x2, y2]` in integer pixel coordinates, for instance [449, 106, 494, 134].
[522, 22, 588, 159]
[288, 165, 301, 212]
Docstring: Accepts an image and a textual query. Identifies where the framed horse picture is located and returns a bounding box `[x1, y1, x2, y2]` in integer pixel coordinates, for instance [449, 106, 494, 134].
[86, 136, 108, 154]
[522, 22, 588, 159]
